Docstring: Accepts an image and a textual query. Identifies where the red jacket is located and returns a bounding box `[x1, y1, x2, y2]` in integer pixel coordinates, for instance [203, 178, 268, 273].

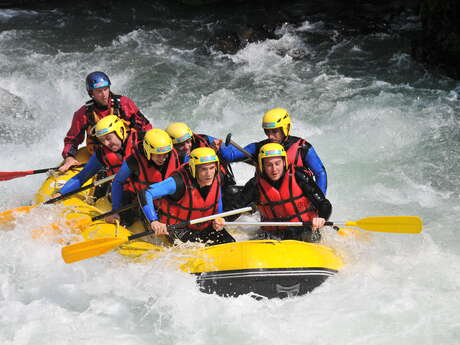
[62, 94, 151, 158]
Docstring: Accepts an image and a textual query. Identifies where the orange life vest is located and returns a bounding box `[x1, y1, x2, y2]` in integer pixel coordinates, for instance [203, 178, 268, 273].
[256, 165, 317, 231]
[157, 165, 221, 231]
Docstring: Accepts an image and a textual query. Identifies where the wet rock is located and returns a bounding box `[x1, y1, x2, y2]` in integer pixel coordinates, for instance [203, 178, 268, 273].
[413, 0, 460, 79]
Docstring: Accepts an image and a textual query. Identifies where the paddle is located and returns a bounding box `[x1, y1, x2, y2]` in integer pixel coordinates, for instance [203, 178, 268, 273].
[44, 174, 115, 205]
[0, 174, 116, 227]
[225, 133, 256, 166]
[91, 202, 138, 221]
[224, 216, 423, 234]
[0, 165, 84, 182]
[61, 206, 255, 264]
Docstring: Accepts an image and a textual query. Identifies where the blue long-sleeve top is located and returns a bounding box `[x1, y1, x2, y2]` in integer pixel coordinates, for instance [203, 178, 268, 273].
[219, 138, 328, 194]
[141, 176, 223, 223]
[111, 160, 133, 211]
[58, 153, 104, 195]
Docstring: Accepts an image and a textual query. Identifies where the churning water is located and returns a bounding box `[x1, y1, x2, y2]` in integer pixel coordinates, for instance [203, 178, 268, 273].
[0, 2, 459, 344]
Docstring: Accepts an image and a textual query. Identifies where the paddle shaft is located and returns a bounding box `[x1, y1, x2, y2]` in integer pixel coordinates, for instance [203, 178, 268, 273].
[135, 205, 256, 240]
[44, 174, 115, 204]
[91, 202, 138, 221]
[225, 133, 256, 165]
[0, 164, 85, 181]
[225, 216, 423, 234]
[225, 221, 332, 227]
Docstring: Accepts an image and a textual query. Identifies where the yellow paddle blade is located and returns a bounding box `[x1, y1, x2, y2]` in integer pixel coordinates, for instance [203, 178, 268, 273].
[345, 216, 422, 234]
[61, 237, 128, 264]
[0, 205, 35, 229]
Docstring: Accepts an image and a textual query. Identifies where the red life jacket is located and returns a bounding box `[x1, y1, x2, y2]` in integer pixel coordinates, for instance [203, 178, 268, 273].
[256, 165, 318, 231]
[194, 133, 234, 183]
[84, 94, 126, 154]
[256, 136, 313, 175]
[131, 146, 180, 193]
[95, 130, 138, 192]
[157, 165, 221, 231]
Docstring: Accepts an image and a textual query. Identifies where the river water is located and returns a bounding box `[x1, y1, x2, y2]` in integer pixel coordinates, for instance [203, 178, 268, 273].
[0, 1, 459, 344]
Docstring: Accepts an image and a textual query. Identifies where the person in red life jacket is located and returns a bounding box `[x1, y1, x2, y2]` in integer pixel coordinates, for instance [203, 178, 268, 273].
[235, 143, 332, 243]
[54, 115, 137, 198]
[165, 122, 243, 214]
[140, 147, 235, 245]
[106, 128, 180, 224]
[54, 116, 140, 224]
[59, 71, 152, 173]
[223, 108, 328, 195]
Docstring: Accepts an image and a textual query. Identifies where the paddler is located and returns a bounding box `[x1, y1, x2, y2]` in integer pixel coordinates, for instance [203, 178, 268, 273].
[59, 71, 152, 172]
[165, 122, 242, 213]
[234, 143, 332, 242]
[224, 108, 328, 194]
[140, 147, 235, 245]
[106, 128, 180, 224]
[54, 115, 139, 222]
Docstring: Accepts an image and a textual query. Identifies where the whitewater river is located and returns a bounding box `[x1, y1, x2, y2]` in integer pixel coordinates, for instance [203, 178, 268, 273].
[0, 2, 459, 344]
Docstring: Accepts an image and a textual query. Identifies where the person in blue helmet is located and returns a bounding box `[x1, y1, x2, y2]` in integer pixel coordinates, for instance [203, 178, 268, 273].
[59, 71, 152, 172]
[219, 108, 328, 195]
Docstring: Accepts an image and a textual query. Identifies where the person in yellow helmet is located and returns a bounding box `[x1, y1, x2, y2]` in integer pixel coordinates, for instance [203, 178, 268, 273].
[234, 143, 331, 242]
[59, 71, 152, 173]
[165, 122, 235, 182]
[166, 121, 243, 217]
[140, 147, 235, 245]
[107, 128, 180, 224]
[54, 115, 138, 202]
[223, 108, 328, 195]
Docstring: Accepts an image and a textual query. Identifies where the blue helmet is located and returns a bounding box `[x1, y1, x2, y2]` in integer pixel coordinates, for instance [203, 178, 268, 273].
[85, 71, 111, 93]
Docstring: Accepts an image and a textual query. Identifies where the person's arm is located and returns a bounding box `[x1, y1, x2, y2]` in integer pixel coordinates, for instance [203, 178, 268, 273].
[303, 146, 327, 195]
[58, 154, 103, 194]
[122, 97, 152, 132]
[141, 177, 179, 222]
[110, 160, 134, 211]
[219, 142, 257, 162]
[295, 167, 332, 220]
[228, 177, 258, 210]
[62, 107, 88, 159]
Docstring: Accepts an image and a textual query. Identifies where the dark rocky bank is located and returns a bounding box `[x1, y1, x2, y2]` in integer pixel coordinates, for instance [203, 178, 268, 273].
[0, 0, 459, 80]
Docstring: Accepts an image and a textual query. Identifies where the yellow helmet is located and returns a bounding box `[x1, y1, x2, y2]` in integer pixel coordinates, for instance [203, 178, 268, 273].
[189, 147, 219, 178]
[165, 122, 193, 144]
[94, 115, 127, 140]
[258, 143, 288, 172]
[262, 108, 291, 137]
[143, 129, 173, 160]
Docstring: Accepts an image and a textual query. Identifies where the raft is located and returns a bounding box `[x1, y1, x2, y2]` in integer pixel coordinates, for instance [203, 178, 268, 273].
[32, 153, 344, 299]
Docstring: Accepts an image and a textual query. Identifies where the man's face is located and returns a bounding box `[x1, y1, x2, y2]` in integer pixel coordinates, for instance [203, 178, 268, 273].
[263, 157, 285, 181]
[151, 153, 168, 166]
[98, 132, 122, 152]
[264, 128, 285, 143]
[91, 86, 110, 106]
[174, 138, 193, 157]
[196, 162, 217, 187]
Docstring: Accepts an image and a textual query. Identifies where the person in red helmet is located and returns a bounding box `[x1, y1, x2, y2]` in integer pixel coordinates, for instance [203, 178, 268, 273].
[59, 71, 152, 172]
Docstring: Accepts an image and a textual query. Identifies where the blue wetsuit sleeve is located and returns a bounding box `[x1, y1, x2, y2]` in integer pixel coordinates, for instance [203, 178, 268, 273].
[304, 147, 327, 195]
[111, 161, 133, 211]
[218, 187, 223, 214]
[219, 142, 257, 162]
[59, 153, 103, 195]
[142, 177, 178, 222]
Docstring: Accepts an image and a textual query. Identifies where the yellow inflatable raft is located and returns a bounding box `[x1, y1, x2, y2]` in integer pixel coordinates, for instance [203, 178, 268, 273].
[32, 153, 344, 299]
